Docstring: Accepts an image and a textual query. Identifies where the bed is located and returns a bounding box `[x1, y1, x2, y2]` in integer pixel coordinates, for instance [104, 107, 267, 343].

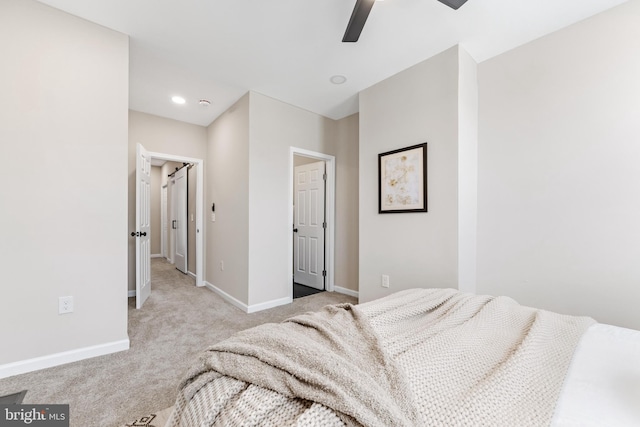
[166, 288, 640, 427]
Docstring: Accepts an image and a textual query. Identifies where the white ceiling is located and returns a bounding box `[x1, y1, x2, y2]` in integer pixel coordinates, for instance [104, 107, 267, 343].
[37, 0, 626, 127]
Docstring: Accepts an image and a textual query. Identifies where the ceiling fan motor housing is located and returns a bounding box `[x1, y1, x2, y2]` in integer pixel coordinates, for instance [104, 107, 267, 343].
[437, 0, 469, 10]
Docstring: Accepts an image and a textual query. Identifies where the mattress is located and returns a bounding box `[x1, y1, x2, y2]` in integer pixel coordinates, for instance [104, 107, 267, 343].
[552, 323, 640, 426]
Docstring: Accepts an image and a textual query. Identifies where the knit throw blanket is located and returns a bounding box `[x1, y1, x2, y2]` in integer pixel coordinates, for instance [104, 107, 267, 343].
[167, 289, 594, 427]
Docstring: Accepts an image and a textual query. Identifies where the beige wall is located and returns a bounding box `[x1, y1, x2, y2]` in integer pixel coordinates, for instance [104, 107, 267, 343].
[457, 48, 479, 294]
[0, 0, 129, 366]
[293, 124, 360, 295]
[206, 94, 251, 304]
[128, 110, 207, 291]
[334, 114, 360, 293]
[248, 92, 337, 306]
[476, 1, 640, 330]
[150, 166, 162, 255]
[207, 93, 359, 307]
[294, 155, 320, 167]
[359, 47, 461, 303]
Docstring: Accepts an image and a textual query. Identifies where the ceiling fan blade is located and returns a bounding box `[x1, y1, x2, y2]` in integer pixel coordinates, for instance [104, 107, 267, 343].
[342, 0, 376, 43]
[436, 0, 469, 10]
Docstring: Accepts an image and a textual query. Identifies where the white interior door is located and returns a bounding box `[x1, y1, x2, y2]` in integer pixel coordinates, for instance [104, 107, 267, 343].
[294, 161, 326, 290]
[135, 143, 151, 309]
[174, 166, 188, 274]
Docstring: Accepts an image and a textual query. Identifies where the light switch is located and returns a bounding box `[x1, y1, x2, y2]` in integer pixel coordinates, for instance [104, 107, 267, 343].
[211, 213, 216, 222]
[191, 214, 194, 222]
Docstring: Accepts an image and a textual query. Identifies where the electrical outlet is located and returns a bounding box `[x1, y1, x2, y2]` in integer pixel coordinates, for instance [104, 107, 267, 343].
[220, 260, 224, 271]
[59, 296, 74, 314]
[381, 275, 390, 288]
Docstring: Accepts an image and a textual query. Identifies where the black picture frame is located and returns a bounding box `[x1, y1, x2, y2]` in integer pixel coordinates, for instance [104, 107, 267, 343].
[378, 142, 427, 213]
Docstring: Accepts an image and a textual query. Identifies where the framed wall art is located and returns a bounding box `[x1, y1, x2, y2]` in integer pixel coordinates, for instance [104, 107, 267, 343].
[378, 142, 427, 213]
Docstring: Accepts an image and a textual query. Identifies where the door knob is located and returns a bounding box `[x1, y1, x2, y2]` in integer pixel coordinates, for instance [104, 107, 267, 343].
[293, 228, 298, 233]
[140, 232, 147, 236]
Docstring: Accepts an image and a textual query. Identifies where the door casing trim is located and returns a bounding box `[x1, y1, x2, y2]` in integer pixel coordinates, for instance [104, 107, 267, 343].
[288, 147, 335, 298]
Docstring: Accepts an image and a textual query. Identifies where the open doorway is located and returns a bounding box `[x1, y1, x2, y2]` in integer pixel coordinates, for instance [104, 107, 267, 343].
[288, 147, 336, 300]
[293, 156, 326, 298]
[148, 151, 203, 285]
[134, 144, 204, 309]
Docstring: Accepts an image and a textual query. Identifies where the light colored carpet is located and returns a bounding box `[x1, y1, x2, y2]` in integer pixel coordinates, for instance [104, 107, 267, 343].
[0, 258, 356, 427]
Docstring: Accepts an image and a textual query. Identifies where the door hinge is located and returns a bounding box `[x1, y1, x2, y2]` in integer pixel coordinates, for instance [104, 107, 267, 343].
[323, 173, 327, 181]
[322, 270, 327, 277]
[322, 222, 327, 229]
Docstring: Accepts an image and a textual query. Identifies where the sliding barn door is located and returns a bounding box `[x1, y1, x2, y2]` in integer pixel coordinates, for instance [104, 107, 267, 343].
[173, 166, 188, 274]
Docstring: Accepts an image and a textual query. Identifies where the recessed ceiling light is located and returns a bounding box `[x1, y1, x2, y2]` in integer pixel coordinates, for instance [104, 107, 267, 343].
[330, 75, 347, 85]
[171, 96, 186, 105]
[199, 99, 211, 106]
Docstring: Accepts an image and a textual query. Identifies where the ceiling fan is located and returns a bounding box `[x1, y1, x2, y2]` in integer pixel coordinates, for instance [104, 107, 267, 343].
[342, 0, 469, 42]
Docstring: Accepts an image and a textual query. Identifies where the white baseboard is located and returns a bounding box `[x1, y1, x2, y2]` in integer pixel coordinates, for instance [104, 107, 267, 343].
[204, 282, 292, 313]
[0, 339, 130, 379]
[204, 281, 248, 312]
[188, 271, 196, 279]
[334, 286, 359, 299]
[150, 254, 163, 258]
[128, 290, 136, 297]
[247, 296, 291, 314]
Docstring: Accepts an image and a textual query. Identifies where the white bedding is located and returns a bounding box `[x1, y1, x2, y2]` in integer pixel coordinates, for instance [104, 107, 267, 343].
[552, 323, 640, 426]
[169, 289, 597, 427]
